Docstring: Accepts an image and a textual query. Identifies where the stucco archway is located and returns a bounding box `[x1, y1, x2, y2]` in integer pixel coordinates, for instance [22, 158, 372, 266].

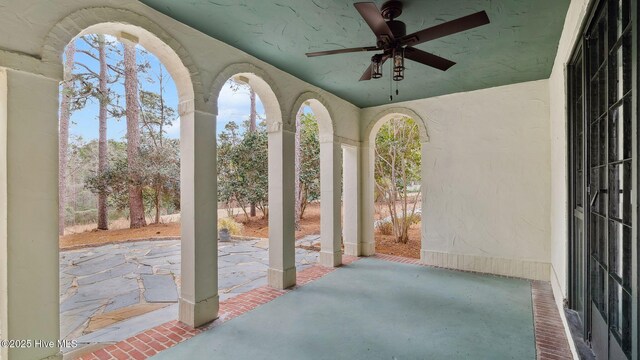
[211, 64, 298, 289]
[43, 8, 220, 343]
[290, 92, 343, 267]
[362, 107, 429, 259]
[210, 63, 284, 129]
[42, 7, 204, 110]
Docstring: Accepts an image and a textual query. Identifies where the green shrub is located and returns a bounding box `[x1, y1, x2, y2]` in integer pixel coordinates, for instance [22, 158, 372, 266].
[74, 209, 98, 225]
[218, 217, 244, 236]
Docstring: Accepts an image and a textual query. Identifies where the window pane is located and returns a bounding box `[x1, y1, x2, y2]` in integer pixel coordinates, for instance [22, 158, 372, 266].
[590, 167, 607, 215]
[590, 121, 600, 167]
[591, 214, 607, 263]
[591, 260, 606, 315]
[609, 99, 632, 161]
[609, 161, 632, 224]
[609, 281, 632, 357]
[590, 75, 600, 121]
[598, 115, 606, 164]
[589, 15, 607, 74]
[576, 170, 583, 206]
[612, 0, 631, 41]
[609, 34, 632, 103]
[608, 220, 631, 286]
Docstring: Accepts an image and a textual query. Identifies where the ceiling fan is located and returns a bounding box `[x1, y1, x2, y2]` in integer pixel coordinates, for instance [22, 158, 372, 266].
[305, 1, 490, 82]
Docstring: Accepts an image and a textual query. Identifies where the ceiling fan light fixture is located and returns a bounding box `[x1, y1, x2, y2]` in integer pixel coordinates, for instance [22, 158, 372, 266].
[371, 54, 383, 79]
[393, 47, 405, 81]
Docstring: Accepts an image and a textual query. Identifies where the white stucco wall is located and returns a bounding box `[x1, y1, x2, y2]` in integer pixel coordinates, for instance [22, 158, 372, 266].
[361, 80, 552, 279]
[548, 0, 590, 305]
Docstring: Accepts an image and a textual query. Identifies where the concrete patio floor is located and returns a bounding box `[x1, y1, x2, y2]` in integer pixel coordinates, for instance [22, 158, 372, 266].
[152, 257, 536, 360]
[60, 237, 319, 350]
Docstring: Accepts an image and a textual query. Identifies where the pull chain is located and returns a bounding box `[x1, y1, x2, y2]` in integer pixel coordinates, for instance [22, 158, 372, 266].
[389, 60, 393, 101]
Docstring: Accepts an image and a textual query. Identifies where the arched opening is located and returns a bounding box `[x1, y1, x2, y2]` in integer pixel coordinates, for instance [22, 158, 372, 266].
[291, 96, 343, 267]
[214, 76, 275, 301]
[211, 68, 302, 291]
[56, 23, 195, 356]
[365, 110, 428, 260]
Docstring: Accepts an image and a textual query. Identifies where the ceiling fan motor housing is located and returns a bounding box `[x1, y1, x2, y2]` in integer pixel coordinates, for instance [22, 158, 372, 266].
[377, 20, 405, 48]
[381, 0, 403, 20]
[386, 20, 406, 39]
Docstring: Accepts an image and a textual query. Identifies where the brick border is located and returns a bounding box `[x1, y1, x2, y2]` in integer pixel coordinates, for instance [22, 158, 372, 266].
[531, 281, 573, 360]
[78, 256, 358, 360]
[78, 255, 571, 360]
[373, 253, 422, 265]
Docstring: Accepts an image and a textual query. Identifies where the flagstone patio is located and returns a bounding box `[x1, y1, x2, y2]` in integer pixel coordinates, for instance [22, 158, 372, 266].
[60, 238, 319, 350]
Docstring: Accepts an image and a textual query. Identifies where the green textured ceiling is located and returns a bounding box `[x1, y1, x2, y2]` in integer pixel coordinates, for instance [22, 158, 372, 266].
[139, 0, 570, 108]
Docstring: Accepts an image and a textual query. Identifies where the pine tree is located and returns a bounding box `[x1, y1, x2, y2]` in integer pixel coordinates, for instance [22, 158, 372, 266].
[123, 40, 147, 228]
[96, 34, 109, 230]
[58, 41, 76, 235]
[249, 87, 257, 217]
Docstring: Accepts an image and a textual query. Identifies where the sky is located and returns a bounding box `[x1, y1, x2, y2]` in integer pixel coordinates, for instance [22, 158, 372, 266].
[65, 35, 270, 142]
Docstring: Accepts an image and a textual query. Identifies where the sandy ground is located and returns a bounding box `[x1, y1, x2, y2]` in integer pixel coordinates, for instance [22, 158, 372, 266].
[375, 224, 421, 259]
[234, 203, 322, 240]
[60, 202, 421, 258]
[60, 223, 181, 250]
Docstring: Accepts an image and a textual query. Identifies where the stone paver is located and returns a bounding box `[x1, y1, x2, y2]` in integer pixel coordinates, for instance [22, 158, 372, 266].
[60, 238, 319, 350]
[141, 275, 178, 303]
[295, 234, 320, 249]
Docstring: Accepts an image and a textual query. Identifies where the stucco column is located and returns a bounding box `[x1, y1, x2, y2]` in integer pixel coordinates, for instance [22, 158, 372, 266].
[361, 142, 376, 256]
[342, 144, 362, 257]
[267, 123, 296, 289]
[420, 142, 428, 263]
[179, 107, 219, 327]
[0, 68, 62, 360]
[319, 139, 342, 267]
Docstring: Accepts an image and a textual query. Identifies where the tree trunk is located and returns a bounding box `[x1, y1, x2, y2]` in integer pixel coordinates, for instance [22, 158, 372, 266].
[294, 109, 303, 230]
[97, 34, 109, 230]
[58, 41, 76, 236]
[158, 67, 165, 147]
[124, 40, 147, 229]
[249, 87, 257, 132]
[249, 87, 257, 217]
[154, 189, 161, 224]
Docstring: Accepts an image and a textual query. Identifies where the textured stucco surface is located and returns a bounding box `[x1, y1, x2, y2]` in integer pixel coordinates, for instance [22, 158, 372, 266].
[140, 0, 570, 108]
[361, 80, 551, 265]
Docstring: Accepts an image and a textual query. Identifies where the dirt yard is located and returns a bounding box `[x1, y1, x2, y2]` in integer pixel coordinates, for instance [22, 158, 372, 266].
[59, 204, 323, 250]
[234, 203, 322, 240]
[375, 224, 421, 259]
[60, 222, 181, 250]
[60, 202, 422, 259]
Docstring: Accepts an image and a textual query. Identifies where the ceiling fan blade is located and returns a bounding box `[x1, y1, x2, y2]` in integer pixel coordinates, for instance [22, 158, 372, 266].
[359, 54, 390, 81]
[359, 64, 374, 81]
[400, 11, 490, 47]
[404, 47, 456, 71]
[306, 46, 378, 57]
[354, 2, 394, 40]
